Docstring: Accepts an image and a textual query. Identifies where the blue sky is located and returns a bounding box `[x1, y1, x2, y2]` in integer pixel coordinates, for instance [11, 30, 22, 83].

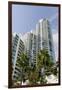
[12, 4, 59, 61]
[12, 4, 58, 34]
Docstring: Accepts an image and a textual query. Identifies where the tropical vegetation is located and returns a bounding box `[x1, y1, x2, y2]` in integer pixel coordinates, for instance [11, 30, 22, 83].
[13, 49, 58, 86]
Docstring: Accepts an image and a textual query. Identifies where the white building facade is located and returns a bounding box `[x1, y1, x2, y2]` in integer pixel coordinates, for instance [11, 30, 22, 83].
[12, 33, 24, 80]
[22, 19, 55, 67]
[12, 19, 55, 80]
[21, 32, 36, 67]
[36, 19, 55, 63]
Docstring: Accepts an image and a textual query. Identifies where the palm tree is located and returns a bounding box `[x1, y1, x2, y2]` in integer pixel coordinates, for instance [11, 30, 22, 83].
[28, 69, 39, 85]
[16, 53, 29, 83]
[37, 49, 50, 71]
[36, 49, 54, 83]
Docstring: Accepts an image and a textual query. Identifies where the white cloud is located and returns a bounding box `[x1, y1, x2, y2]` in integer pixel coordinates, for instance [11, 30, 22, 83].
[52, 31, 58, 61]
